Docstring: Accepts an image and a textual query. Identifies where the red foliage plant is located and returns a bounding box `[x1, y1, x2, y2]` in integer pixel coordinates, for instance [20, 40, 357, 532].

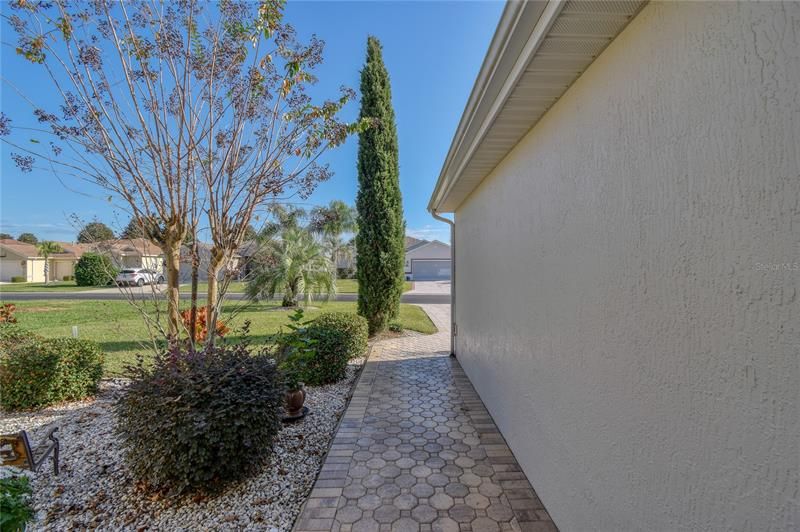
[0, 304, 17, 324]
[180, 307, 230, 343]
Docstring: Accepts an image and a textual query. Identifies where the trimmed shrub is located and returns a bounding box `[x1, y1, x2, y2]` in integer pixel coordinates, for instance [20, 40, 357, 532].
[337, 267, 355, 279]
[9, 276, 25, 283]
[0, 324, 39, 353]
[62, 275, 74, 281]
[74, 252, 117, 287]
[0, 476, 34, 532]
[115, 343, 284, 496]
[0, 336, 104, 410]
[280, 312, 368, 386]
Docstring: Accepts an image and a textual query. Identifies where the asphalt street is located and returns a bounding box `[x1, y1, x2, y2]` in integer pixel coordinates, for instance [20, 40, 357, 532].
[0, 291, 451, 304]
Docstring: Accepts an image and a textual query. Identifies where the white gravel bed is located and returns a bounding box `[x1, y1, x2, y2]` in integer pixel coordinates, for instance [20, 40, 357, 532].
[0, 358, 365, 531]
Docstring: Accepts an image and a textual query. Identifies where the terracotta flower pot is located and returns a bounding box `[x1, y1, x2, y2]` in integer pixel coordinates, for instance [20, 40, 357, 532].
[285, 386, 306, 418]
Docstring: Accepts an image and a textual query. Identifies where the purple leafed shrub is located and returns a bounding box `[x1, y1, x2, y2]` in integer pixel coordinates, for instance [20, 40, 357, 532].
[114, 341, 283, 496]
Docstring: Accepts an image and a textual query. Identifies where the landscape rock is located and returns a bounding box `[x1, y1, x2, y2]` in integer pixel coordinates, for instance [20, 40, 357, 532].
[0, 361, 364, 531]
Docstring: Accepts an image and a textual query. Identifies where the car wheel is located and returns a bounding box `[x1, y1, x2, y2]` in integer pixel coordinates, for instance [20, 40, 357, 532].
[136, 278, 144, 287]
[158, 276, 165, 284]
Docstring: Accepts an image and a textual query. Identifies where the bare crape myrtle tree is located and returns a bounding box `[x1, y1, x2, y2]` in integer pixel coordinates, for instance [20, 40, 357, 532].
[1, 0, 367, 341]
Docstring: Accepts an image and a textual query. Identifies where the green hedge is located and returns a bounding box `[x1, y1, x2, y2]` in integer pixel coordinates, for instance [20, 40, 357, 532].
[62, 275, 74, 281]
[9, 276, 25, 283]
[0, 329, 104, 410]
[281, 312, 368, 386]
[74, 252, 117, 287]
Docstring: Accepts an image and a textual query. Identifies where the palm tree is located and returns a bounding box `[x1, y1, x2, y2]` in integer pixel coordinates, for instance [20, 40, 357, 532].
[309, 200, 357, 236]
[246, 227, 336, 307]
[325, 234, 356, 271]
[310, 200, 358, 268]
[261, 203, 307, 239]
[36, 241, 63, 284]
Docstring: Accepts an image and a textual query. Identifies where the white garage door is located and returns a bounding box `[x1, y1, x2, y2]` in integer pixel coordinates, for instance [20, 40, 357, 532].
[0, 259, 24, 282]
[412, 260, 451, 281]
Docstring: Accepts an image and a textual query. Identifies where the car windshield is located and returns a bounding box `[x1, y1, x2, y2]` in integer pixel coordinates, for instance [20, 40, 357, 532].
[120, 269, 138, 274]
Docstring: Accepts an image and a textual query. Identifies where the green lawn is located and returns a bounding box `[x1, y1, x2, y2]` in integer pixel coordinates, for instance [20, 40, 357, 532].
[7, 299, 435, 376]
[179, 279, 413, 294]
[179, 281, 244, 293]
[0, 281, 104, 292]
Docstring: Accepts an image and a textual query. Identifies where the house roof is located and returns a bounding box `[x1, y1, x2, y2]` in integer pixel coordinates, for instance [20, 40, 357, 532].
[234, 240, 260, 258]
[406, 240, 430, 253]
[56, 242, 91, 257]
[0, 237, 165, 260]
[0, 239, 87, 259]
[405, 236, 424, 249]
[406, 239, 450, 254]
[91, 238, 163, 256]
[0, 239, 38, 258]
[429, 0, 647, 213]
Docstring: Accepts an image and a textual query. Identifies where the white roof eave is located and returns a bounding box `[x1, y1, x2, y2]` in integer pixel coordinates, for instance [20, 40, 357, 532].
[429, 0, 648, 214]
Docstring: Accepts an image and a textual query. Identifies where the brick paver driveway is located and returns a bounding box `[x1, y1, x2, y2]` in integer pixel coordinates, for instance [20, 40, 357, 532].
[294, 305, 556, 532]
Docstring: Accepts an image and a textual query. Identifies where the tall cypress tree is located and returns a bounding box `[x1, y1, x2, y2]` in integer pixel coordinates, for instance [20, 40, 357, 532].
[356, 36, 405, 335]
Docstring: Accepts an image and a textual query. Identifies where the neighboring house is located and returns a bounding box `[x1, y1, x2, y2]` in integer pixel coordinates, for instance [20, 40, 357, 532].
[0, 237, 166, 282]
[0, 239, 86, 282]
[90, 238, 165, 271]
[178, 242, 243, 283]
[235, 240, 260, 280]
[429, 2, 796, 531]
[333, 238, 357, 272]
[404, 236, 423, 248]
[404, 238, 451, 281]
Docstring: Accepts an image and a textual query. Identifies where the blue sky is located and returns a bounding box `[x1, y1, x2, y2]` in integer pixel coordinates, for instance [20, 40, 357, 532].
[0, 1, 504, 243]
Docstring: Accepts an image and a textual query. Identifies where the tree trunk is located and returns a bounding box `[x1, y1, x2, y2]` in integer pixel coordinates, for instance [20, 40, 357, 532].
[282, 293, 295, 307]
[163, 241, 182, 337]
[283, 279, 298, 307]
[189, 239, 199, 347]
[206, 248, 226, 343]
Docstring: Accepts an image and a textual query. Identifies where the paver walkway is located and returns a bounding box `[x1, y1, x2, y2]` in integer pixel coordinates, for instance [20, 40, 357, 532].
[294, 305, 556, 532]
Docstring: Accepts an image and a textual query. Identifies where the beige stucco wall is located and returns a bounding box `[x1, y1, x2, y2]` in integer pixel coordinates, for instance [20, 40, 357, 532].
[53, 259, 76, 280]
[141, 255, 164, 271]
[115, 254, 163, 271]
[1, 257, 87, 282]
[0, 248, 33, 281]
[26, 258, 46, 283]
[0, 258, 25, 281]
[454, 2, 799, 531]
[118, 255, 140, 269]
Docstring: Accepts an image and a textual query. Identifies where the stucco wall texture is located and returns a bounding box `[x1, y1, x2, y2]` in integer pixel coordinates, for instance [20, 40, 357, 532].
[454, 2, 799, 531]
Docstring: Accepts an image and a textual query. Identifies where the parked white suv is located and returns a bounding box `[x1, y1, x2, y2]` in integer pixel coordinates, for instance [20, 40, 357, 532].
[116, 268, 165, 287]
